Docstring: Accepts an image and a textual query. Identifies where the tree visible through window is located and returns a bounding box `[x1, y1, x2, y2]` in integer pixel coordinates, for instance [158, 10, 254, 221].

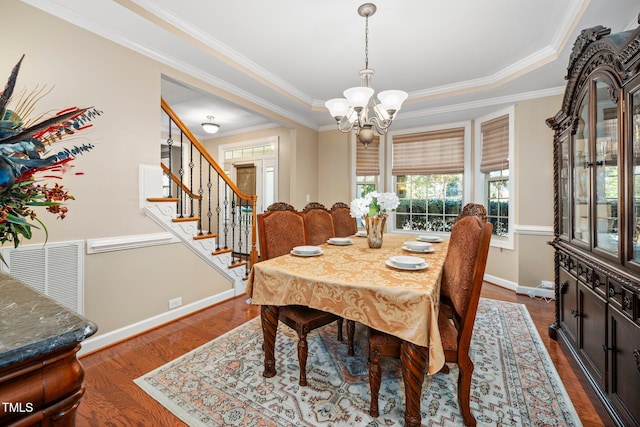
[395, 174, 463, 231]
[487, 169, 509, 236]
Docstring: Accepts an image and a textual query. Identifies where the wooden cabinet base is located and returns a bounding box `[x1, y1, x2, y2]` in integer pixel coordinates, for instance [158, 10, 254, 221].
[0, 344, 85, 427]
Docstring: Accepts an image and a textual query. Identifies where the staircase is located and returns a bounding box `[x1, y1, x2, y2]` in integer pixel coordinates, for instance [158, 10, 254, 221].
[141, 99, 258, 294]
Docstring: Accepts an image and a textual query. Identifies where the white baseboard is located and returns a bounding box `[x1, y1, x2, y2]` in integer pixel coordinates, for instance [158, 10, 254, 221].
[484, 274, 518, 292]
[78, 289, 236, 356]
[516, 285, 555, 299]
[485, 273, 555, 299]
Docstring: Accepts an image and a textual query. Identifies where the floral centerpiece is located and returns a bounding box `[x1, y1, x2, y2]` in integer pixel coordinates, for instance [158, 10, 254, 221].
[350, 191, 399, 248]
[0, 55, 100, 258]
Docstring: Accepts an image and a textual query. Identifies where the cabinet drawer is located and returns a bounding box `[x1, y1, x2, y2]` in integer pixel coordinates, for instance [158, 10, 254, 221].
[608, 279, 635, 318]
[558, 252, 576, 273]
[576, 260, 589, 283]
[592, 268, 607, 298]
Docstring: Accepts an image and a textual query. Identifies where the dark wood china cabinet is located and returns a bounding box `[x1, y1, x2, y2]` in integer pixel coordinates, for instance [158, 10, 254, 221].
[547, 20, 640, 427]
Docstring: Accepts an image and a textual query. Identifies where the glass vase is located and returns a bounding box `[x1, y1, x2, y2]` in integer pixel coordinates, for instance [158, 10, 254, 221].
[364, 215, 386, 249]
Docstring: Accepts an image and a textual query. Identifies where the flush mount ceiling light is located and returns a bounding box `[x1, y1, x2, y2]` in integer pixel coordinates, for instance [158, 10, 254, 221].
[325, 3, 408, 147]
[201, 115, 220, 134]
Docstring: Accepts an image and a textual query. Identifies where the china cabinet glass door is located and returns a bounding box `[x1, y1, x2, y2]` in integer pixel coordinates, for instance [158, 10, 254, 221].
[573, 95, 590, 245]
[594, 79, 619, 255]
[631, 88, 640, 262]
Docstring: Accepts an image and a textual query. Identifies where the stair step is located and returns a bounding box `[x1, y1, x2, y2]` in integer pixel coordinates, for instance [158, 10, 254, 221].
[194, 233, 217, 240]
[229, 260, 247, 269]
[213, 248, 233, 255]
[172, 217, 200, 223]
[147, 197, 179, 202]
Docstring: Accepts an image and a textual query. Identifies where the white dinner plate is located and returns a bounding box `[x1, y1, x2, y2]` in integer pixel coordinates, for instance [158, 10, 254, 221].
[404, 241, 432, 251]
[402, 246, 435, 253]
[417, 235, 443, 243]
[389, 255, 425, 268]
[355, 230, 367, 237]
[290, 249, 324, 257]
[328, 237, 353, 245]
[385, 259, 429, 271]
[292, 245, 322, 255]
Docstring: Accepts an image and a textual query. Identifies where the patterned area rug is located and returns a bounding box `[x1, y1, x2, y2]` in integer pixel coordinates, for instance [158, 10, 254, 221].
[135, 298, 582, 426]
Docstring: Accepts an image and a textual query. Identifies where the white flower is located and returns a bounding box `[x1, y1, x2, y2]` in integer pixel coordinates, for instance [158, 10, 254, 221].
[349, 197, 370, 218]
[350, 192, 399, 218]
[377, 192, 399, 214]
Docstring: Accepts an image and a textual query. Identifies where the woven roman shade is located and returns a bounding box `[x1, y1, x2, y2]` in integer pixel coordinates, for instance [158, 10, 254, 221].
[391, 128, 465, 175]
[480, 115, 509, 173]
[356, 136, 380, 176]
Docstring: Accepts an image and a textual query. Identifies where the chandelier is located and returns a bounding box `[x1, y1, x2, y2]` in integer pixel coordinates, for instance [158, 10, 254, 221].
[325, 3, 407, 147]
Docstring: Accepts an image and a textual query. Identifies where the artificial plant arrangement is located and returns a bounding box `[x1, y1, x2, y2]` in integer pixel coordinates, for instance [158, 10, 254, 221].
[0, 55, 100, 251]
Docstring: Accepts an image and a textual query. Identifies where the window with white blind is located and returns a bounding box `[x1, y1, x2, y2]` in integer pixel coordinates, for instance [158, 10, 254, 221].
[476, 106, 514, 248]
[356, 136, 380, 198]
[390, 125, 469, 232]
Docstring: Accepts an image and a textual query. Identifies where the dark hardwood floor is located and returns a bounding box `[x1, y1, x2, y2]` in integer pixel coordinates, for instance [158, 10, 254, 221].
[76, 283, 612, 426]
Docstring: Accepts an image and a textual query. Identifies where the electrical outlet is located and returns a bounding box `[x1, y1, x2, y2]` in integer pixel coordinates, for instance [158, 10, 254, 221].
[540, 280, 554, 289]
[168, 297, 182, 309]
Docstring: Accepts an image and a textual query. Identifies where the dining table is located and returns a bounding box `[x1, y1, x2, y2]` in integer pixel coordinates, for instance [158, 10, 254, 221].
[245, 232, 449, 427]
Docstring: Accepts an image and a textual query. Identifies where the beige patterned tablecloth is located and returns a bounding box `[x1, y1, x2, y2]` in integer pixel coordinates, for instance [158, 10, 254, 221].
[247, 233, 448, 375]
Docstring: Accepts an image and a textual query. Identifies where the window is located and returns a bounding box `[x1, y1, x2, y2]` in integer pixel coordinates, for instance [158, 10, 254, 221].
[390, 126, 468, 232]
[395, 174, 463, 231]
[486, 169, 509, 236]
[356, 175, 377, 197]
[356, 136, 380, 197]
[477, 107, 514, 248]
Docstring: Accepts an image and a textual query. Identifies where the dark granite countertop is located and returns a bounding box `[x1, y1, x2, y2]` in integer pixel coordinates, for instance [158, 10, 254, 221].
[0, 272, 97, 369]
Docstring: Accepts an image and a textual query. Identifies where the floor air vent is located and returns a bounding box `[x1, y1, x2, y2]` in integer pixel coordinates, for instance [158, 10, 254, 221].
[1, 241, 84, 314]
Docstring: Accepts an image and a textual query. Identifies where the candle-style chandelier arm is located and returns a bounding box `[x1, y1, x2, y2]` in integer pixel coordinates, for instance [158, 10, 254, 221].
[336, 114, 356, 133]
[369, 115, 392, 135]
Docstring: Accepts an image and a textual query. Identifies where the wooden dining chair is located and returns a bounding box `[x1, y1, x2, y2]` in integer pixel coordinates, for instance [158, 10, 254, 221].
[257, 202, 353, 386]
[367, 216, 492, 427]
[302, 202, 336, 245]
[331, 202, 358, 237]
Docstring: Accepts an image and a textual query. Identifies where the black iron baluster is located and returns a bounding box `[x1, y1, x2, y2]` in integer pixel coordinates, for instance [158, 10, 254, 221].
[216, 175, 221, 251]
[188, 141, 194, 218]
[243, 198, 251, 275]
[207, 166, 213, 236]
[231, 196, 237, 266]
[237, 197, 243, 267]
[223, 181, 229, 250]
[166, 115, 173, 198]
[197, 153, 204, 235]
[178, 132, 185, 218]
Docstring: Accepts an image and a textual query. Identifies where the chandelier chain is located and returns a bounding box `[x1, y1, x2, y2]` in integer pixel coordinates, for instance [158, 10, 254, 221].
[365, 14, 369, 69]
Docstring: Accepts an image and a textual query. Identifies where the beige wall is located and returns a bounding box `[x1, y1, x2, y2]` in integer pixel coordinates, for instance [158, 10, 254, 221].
[318, 130, 352, 207]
